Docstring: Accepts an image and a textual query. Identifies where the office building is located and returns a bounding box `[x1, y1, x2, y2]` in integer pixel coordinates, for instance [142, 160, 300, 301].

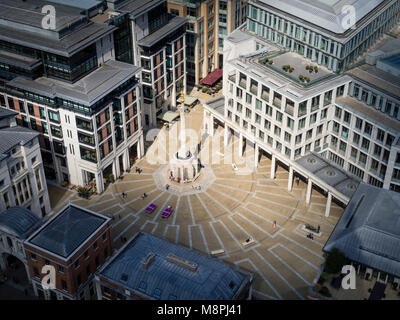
[0, 108, 51, 217]
[95, 232, 253, 300]
[0, 0, 144, 193]
[24, 204, 113, 300]
[167, 0, 248, 85]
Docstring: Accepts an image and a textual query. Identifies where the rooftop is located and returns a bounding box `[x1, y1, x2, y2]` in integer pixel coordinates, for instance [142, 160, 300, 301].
[347, 64, 400, 99]
[0, 107, 17, 120]
[0, 125, 39, 160]
[258, 51, 335, 87]
[0, 0, 116, 57]
[296, 153, 360, 199]
[336, 96, 400, 132]
[137, 15, 187, 47]
[256, 0, 386, 35]
[0, 207, 41, 239]
[205, 97, 225, 117]
[115, 0, 164, 17]
[324, 183, 400, 278]
[26, 204, 110, 259]
[8, 60, 141, 106]
[46, 0, 104, 11]
[97, 232, 252, 300]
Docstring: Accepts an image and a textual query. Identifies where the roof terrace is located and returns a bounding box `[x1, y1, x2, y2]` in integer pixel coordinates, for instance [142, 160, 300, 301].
[257, 51, 336, 87]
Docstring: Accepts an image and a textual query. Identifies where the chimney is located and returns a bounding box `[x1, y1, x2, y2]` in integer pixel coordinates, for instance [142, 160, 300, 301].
[142, 253, 155, 269]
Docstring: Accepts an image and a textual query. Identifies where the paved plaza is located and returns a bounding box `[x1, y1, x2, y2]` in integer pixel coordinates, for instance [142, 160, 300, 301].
[48, 104, 344, 300]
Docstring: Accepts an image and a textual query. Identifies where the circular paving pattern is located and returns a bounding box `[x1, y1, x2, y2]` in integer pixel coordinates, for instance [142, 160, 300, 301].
[50, 104, 345, 300]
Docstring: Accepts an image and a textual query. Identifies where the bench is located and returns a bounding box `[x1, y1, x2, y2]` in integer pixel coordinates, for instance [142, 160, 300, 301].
[162, 207, 173, 218]
[145, 203, 157, 213]
[242, 239, 256, 248]
[211, 249, 225, 256]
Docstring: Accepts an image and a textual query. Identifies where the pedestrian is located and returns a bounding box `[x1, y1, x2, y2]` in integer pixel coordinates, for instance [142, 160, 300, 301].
[166, 184, 169, 190]
[118, 214, 121, 220]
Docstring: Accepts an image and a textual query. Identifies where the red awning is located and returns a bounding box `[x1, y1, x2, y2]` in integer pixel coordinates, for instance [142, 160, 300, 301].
[201, 68, 223, 86]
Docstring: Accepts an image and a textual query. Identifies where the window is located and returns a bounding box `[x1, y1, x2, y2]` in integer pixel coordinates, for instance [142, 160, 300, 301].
[48, 110, 60, 123]
[139, 281, 147, 291]
[153, 288, 162, 298]
[61, 280, 68, 291]
[75, 260, 79, 268]
[93, 241, 98, 250]
[59, 265, 64, 273]
[364, 122, 372, 136]
[276, 111, 283, 122]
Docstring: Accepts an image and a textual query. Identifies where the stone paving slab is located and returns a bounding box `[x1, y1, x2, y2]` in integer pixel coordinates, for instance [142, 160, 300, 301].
[48, 105, 346, 300]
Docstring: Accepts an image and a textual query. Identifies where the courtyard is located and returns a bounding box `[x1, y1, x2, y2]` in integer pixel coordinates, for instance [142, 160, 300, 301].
[48, 103, 343, 300]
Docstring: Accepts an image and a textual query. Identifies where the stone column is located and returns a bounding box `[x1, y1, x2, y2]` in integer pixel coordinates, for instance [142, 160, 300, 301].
[112, 160, 118, 179]
[270, 155, 276, 179]
[123, 149, 129, 172]
[306, 179, 312, 205]
[238, 133, 243, 158]
[0, 253, 6, 272]
[325, 192, 332, 217]
[209, 115, 214, 136]
[95, 279, 103, 300]
[288, 167, 293, 192]
[96, 171, 104, 194]
[224, 125, 229, 147]
[254, 144, 259, 169]
[138, 134, 144, 159]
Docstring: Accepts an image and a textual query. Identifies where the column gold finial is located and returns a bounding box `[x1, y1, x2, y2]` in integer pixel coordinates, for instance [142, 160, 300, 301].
[179, 91, 185, 105]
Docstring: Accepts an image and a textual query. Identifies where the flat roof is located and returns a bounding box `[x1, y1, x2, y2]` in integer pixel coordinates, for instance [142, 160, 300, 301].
[0, 207, 41, 239]
[347, 64, 400, 99]
[205, 97, 225, 117]
[256, 0, 385, 34]
[97, 232, 252, 300]
[115, 0, 164, 17]
[0, 50, 42, 70]
[324, 183, 400, 278]
[0, 21, 116, 57]
[295, 153, 360, 199]
[0, 0, 84, 32]
[46, 0, 103, 10]
[336, 96, 399, 133]
[0, 125, 39, 158]
[0, 107, 17, 120]
[137, 15, 187, 47]
[8, 60, 141, 106]
[26, 204, 109, 259]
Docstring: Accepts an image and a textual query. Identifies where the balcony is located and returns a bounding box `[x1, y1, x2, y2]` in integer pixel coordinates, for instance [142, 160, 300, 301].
[285, 104, 294, 116]
[250, 85, 258, 96]
[261, 91, 269, 102]
[273, 97, 282, 109]
[239, 78, 247, 89]
[228, 73, 236, 83]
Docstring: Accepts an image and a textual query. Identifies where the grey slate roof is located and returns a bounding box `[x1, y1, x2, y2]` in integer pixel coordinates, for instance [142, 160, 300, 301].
[206, 97, 225, 117]
[0, 125, 39, 159]
[257, 0, 385, 34]
[98, 232, 252, 300]
[137, 16, 187, 48]
[27, 205, 108, 259]
[46, 0, 104, 11]
[0, 107, 17, 120]
[115, 0, 164, 18]
[0, 0, 116, 57]
[324, 183, 400, 278]
[8, 60, 141, 106]
[0, 207, 41, 239]
[295, 153, 360, 198]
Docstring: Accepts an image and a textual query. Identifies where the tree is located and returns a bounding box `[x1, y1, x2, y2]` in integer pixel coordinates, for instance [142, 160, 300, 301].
[324, 248, 348, 274]
[77, 186, 90, 199]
